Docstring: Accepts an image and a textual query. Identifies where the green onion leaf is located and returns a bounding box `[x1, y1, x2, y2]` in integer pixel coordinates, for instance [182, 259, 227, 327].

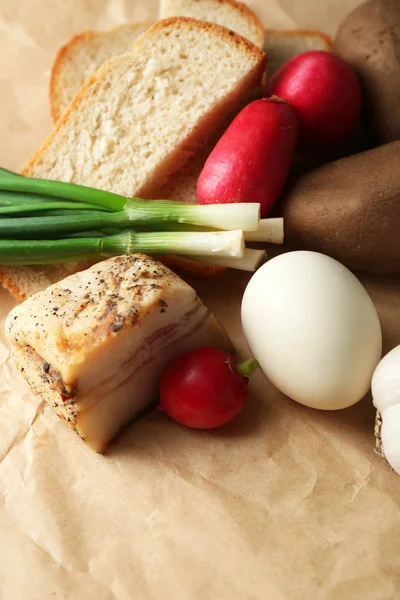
[0, 174, 127, 211]
[0, 167, 22, 179]
[0, 202, 105, 216]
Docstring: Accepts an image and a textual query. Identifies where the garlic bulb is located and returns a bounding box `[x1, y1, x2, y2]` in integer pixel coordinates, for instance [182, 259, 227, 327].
[371, 345, 400, 475]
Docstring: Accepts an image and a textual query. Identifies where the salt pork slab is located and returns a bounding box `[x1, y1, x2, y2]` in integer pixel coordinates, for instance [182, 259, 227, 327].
[6, 254, 232, 452]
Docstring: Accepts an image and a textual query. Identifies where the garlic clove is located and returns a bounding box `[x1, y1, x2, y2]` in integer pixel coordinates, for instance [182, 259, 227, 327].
[371, 345, 400, 475]
[380, 405, 400, 475]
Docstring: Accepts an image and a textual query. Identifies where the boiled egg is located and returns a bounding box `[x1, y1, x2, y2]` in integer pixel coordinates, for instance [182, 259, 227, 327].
[241, 251, 382, 410]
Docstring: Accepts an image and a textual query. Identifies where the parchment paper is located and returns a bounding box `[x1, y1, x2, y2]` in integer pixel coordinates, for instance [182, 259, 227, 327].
[1, 1, 400, 599]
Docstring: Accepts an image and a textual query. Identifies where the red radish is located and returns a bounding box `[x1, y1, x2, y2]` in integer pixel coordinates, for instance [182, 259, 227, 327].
[196, 98, 298, 218]
[159, 347, 258, 429]
[267, 50, 362, 149]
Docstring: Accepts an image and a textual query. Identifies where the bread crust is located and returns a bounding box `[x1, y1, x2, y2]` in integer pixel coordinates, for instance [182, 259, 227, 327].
[0, 256, 225, 304]
[50, 30, 97, 124]
[135, 16, 265, 58]
[0, 268, 27, 302]
[160, 0, 265, 47]
[50, 1, 265, 122]
[218, 0, 265, 47]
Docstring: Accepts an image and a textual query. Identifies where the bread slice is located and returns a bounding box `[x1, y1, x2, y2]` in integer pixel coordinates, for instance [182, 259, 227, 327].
[49, 23, 330, 126]
[49, 0, 264, 122]
[50, 22, 152, 123]
[159, 0, 264, 47]
[263, 29, 332, 76]
[27, 17, 265, 196]
[0, 261, 95, 303]
[0, 17, 265, 301]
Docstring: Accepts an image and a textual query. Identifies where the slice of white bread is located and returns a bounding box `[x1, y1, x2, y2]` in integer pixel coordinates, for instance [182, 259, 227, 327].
[49, 24, 331, 126]
[263, 29, 332, 75]
[0, 17, 266, 302]
[159, 0, 264, 47]
[49, 0, 265, 123]
[0, 261, 96, 303]
[50, 22, 153, 123]
[27, 18, 266, 198]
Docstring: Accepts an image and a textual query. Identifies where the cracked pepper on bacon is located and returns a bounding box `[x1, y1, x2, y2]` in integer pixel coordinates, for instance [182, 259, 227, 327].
[5, 254, 232, 452]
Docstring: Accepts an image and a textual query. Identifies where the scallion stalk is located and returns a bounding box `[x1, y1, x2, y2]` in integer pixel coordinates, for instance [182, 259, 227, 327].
[0, 192, 48, 206]
[0, 173, 127, 211]
[0, 201, 104, 216]
[244, 218, 284, 244]
[0, 168, 268, 270]
[0, 167, 22, 178]
[188, 248, 267, 272]
[0, 230, 244, 264]
[0, 199, 260, 238]
[0, 171, 260, 231]
[0, 211, 128, 238]
[145, 218, 284, 243]
[0, 236, 105, 262]
[123, 199, 260, 231]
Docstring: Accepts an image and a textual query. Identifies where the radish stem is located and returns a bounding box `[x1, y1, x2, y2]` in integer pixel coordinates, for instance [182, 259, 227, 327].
[237, 359, 259, 378]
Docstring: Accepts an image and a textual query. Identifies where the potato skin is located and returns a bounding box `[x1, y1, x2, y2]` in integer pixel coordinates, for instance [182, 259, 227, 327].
[334, 0, 400, 145]
[282, 141, 400, 274]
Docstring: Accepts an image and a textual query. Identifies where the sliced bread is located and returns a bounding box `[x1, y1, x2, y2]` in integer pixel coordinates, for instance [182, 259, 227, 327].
[49, 23, 331, 126]
[49, 0, 265, 123]
[0, 17, 266, 301]
[26, 17, 266, 197]
[50, 22, 152, 123]
[159, 0, 264, 47]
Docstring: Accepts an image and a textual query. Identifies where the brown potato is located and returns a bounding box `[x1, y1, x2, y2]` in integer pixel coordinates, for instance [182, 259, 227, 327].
[334, 0, 400, 145]
[281, 141, 400, 274]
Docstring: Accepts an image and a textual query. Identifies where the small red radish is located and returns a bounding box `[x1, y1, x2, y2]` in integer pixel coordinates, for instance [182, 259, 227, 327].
[267, 50, 362, 149]
[196, 98, 298, 218]
[159, 347, 259, 429]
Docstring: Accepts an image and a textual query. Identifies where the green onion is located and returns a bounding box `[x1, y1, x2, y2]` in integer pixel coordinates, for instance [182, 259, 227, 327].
[147, 217, 284, 243]
[0, 167, 22, 178]
[188, 248, 267, 272]
[0, 190, 113, 212]
[0, 211, 126, 238]
[0, 192, 48, 206]
[244, 218, 284, 244]
[0, 168, 266, 270]
[123, 199, 260, 232]
[0, 230, 244, 265]
[0, 199, 259, 238]
[0, 171, 260, 231]
[0, 201, 104, 216]
[0, 173, 126, 211]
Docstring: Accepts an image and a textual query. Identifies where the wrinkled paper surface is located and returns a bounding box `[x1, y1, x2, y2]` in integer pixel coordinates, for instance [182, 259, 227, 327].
[1, 1, 400, 599]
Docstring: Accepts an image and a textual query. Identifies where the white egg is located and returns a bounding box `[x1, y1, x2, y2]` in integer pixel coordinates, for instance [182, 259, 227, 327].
[241, 251, 382, 410]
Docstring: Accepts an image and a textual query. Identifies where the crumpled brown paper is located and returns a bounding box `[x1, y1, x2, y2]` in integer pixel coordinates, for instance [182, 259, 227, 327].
[1, 1, 400, 598]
